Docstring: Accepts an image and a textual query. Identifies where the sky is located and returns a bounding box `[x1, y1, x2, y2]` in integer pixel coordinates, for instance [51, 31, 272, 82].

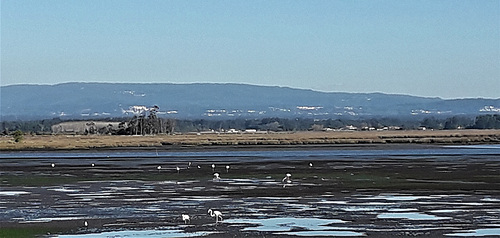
[1, 0, 499, 99]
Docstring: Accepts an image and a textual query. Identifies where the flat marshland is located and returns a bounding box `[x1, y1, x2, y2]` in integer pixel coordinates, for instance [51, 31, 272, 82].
[1, 129, 499, 150]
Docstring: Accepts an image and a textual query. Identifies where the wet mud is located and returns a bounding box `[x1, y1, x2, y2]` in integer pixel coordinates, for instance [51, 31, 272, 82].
[1, 145, 499, 237]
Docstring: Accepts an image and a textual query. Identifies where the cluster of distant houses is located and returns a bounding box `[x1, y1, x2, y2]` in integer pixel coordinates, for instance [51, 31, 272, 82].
[50, 121, 410, 135]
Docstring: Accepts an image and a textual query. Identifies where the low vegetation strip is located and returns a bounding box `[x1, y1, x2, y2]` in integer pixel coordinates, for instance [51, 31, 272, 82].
[1, 130, 499, 151]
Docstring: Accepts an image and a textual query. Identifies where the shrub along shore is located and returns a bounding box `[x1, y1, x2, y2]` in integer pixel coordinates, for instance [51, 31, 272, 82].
[1, 129, 499, 151]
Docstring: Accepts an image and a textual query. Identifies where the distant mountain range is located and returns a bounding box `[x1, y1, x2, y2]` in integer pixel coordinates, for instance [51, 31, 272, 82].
[1, 82, 499, 120]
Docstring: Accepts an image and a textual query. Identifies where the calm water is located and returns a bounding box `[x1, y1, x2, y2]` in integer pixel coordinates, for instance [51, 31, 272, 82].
[1, 144, 500, 163]
[1, 145, 499, 237]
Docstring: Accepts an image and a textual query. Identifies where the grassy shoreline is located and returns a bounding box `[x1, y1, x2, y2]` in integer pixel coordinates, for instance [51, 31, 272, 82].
[1, 129, 499, 151]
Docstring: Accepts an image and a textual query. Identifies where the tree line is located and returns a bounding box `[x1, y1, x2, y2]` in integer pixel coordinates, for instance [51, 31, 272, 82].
[174, 115, 499, 132]
[117, 107, 175, 135]
[2, 114, 499, 136]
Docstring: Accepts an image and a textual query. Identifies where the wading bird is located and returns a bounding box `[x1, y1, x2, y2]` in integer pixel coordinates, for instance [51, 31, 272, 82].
[182, 214, 190, 224]
[282, 173, 292, 187]
[176, 166, 180, 173]
[51, 163, 55, 168]
[208, 209, 223, 223]
[213, 172, 220, 181]
[309, 162, 313, 167]
[225, 165, 230, 172]
[211, 164, 216, 171]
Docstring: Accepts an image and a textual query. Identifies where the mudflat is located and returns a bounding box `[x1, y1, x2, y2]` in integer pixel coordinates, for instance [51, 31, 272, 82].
[0, 144, 499, 237]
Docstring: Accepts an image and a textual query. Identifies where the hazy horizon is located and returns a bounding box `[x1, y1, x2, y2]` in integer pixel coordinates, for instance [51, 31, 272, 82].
[2, 0, 499, 99]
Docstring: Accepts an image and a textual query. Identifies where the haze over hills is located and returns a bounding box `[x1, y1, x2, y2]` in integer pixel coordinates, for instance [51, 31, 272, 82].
[1, 83, 499, 120]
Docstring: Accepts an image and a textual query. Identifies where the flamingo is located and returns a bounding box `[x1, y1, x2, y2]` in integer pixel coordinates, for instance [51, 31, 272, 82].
[282, 173, 292, 182]
[282, 173, 292, 187]
[181, 214, 190, 224]
[213, 172, 220, 181]
[208, 209, 223, 223]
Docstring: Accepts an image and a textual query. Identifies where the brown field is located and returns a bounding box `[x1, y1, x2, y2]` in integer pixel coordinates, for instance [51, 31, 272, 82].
[1, 129, 499, 150]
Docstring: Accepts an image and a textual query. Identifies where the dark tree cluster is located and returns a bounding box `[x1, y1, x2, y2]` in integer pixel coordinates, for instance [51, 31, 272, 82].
[471, 114, 500, 129]
[1, 118, 62, 135]
[114, 106, 175, 135]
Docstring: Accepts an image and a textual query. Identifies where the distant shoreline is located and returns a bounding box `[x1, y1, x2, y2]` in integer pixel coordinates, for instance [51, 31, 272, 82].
[1, 130, 499, 151]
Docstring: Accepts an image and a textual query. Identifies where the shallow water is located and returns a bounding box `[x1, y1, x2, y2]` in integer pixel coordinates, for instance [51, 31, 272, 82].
[1, 145, 499, 237]
[225, 217, 346, 231]
[445, 228, 500, 237]
[56, 229, 216, 238]
[377, 212, 450, 220]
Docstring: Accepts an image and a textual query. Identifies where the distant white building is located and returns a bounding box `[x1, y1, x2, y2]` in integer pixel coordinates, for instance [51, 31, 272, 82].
[344, 125, 357, 131]
[226, 129, 239, 133]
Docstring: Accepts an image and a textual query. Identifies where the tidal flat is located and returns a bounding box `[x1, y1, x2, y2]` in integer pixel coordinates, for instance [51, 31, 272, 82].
[0, 145, 499, 237]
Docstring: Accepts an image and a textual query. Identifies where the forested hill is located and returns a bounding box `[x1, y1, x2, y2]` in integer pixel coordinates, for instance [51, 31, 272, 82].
[1, 82, 499, 120]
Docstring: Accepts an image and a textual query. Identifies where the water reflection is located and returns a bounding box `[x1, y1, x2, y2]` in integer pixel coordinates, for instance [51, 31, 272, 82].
[56, 229, 216, 238]
[277, 230, 366, 237]
[377, 212, 450, 220]
[445, 228, 500, 237]
[225, 217, 346, 232]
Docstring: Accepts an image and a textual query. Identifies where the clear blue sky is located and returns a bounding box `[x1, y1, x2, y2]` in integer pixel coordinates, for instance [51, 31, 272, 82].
[1, 0, 499, 99]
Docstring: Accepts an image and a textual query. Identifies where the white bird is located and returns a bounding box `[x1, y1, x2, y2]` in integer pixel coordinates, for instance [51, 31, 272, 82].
[157, 165, 162, 170]
[91, 163, 95, 167]
[197, 165, 201, 169]
[211, 164, 216, 171]
[176, 166, 180, 173]
[181, 214, 190, 224]
[213, 173, 220, 181]
[51, 163, 55, 168]
[208, 209, 223, 223]
[188, 162, 192, 168]
[84, 221, 88, 227]
[309, 162, 313, 167]
[225, 165, 230, 172]
[282, 173, 292, 184]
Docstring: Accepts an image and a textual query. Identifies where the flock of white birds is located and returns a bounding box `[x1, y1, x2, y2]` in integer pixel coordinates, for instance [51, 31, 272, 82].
[49, 161, 300, 226]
